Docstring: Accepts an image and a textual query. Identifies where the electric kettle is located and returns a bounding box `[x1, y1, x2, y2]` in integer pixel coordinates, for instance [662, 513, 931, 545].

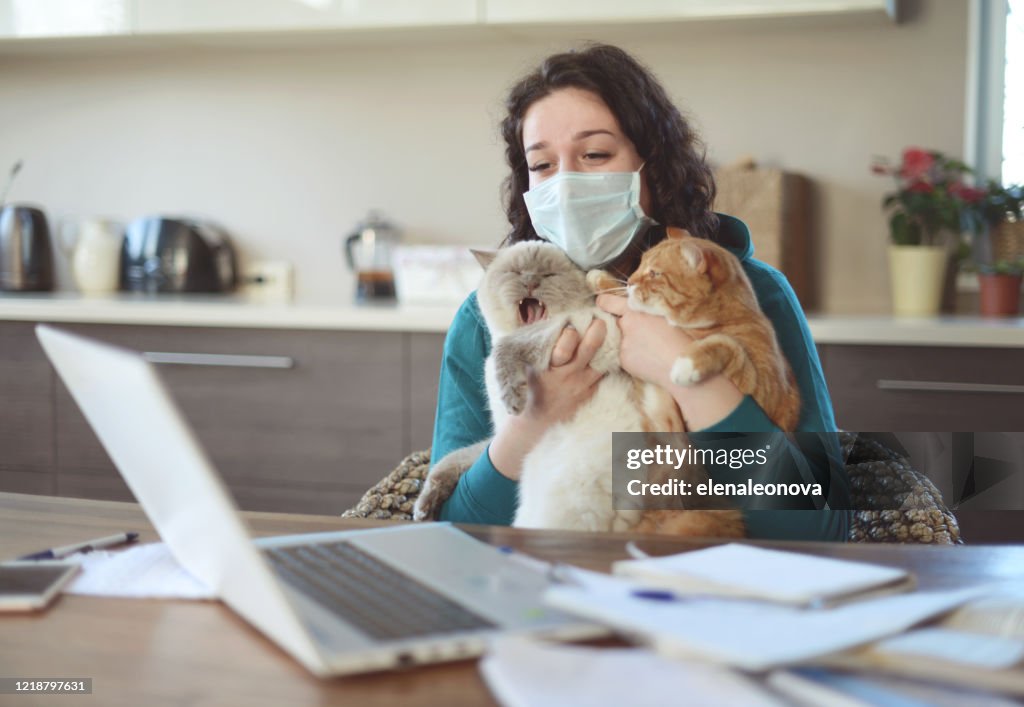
[344, 211, 400, 303]
[0, 205, 55, 292]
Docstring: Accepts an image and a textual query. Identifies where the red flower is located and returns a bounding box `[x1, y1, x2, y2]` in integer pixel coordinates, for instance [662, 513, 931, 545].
[900, 148, 935, 180]
[907, 181, 934, 194]
[949, 183, 986, 203]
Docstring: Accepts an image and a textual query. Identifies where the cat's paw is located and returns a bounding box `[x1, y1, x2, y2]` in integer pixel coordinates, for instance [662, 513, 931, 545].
[670, 356, 702, 386]
[586, 269, 619, 294]
[501, 378, 529, 416]
[413, 478, 444, 521]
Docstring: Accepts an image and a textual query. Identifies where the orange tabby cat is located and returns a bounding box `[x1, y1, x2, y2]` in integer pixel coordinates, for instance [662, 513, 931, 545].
[588, 227, 800, 538]
[619, 227, 801, 432]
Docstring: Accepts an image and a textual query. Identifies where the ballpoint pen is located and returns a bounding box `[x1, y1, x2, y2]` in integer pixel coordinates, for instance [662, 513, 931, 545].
[17, 532, 140, 561]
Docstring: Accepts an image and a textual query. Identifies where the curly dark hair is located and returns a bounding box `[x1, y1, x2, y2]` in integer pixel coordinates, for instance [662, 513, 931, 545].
[500, 43, 719, 246]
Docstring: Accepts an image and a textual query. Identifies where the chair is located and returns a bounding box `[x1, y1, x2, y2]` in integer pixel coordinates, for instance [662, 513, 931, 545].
[342, 433, 962, 544]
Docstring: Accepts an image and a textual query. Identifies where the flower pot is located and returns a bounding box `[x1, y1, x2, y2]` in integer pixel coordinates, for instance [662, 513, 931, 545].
[888, 245, 948, 317]
[978, 272, 1022, 317]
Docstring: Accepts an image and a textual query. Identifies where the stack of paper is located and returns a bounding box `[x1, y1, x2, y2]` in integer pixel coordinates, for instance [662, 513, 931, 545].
[612, 543, 914, 607]
[480, 637, 786, 707]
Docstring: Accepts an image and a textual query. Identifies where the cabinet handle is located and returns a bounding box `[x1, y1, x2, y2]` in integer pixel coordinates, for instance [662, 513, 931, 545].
[142, 352, 295, 369]
[877, 379, 1024, 394]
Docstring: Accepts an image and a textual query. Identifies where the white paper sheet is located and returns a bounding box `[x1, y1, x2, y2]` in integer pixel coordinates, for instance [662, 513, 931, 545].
[544, 571, 998, 671]
[65, 542, 214, 599]
[873, 627, 1024, 670]
[613, 543, 910, 606]
[480, 637, 786, 707]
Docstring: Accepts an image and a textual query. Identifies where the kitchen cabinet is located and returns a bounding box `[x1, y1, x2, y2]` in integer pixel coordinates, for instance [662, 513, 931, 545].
[820, 342, 1024, 543]
[134, 0, 479, 35]
[820, 344, 1024, 431]
[0, 0, 898, 43]
[0, 321, 445, 514]
[0, 0, 132, 39]
[0, 322, 55, 496]
[483, 0, 897, 24]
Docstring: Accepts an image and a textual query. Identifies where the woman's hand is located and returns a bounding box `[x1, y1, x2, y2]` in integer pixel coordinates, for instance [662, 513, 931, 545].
[596, 293, 744, 431]
[595, 294, 693, 388]
[489, 319, 607, 480]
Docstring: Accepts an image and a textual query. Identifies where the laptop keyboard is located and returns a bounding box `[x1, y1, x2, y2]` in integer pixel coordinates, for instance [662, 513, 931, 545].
[265, 541, 497, 641]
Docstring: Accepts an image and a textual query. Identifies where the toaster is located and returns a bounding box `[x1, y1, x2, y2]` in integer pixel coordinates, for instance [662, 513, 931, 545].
[121, 217, 237, 294]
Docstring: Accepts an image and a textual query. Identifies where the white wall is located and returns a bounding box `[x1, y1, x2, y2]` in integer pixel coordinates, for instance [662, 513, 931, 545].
[0, 1, 968, 311]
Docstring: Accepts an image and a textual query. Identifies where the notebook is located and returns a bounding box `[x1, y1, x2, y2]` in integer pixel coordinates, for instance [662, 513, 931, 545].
[612, 543, 914, 607]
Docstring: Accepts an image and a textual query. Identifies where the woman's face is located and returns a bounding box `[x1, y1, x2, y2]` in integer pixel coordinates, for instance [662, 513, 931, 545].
[521, 87, 652, 214]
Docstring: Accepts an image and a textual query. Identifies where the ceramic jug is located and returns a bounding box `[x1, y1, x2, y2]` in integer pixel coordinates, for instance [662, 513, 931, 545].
[61, 218, 124, 295]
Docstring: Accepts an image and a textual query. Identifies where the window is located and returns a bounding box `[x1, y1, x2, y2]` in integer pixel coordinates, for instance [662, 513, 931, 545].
[1004, 0, 1022, 184]
[965, 0, 1015, 185]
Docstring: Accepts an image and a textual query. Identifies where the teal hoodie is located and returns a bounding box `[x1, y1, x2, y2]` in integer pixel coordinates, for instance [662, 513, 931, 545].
[431, 215, 851, 541]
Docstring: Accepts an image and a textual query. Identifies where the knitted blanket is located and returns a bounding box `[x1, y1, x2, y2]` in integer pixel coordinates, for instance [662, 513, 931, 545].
[342, 433, 961, 544]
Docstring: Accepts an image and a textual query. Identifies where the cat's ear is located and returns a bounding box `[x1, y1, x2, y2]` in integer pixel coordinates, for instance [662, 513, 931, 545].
[470, 249, 498, 270]
[679, 240, 707, 274]
[665, 227, 691, 240]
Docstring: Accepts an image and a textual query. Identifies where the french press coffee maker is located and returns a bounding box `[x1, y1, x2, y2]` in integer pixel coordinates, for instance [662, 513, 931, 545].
[344, 211, 400, 303]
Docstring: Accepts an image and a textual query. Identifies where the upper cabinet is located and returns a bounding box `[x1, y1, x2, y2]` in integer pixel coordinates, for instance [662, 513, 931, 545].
[484, 0, 897, 24]
[135, 0, 480, 34]
[0, 0, 132, 38]
[0, 0, 898, 42]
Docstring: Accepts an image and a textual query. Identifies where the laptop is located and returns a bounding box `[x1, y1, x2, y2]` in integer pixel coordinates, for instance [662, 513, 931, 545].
[36, 324, 601, 676]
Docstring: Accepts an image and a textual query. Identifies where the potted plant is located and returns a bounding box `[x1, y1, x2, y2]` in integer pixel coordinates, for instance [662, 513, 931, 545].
[967, 182, 1024, 317]
[872, 148, 984, 316]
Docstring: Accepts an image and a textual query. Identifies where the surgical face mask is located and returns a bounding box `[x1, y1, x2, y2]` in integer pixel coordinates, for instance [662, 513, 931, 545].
[522, 165, 653, 270]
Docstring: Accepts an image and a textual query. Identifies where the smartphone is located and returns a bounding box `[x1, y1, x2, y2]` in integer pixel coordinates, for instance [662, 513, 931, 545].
[0, 561, 80, 611]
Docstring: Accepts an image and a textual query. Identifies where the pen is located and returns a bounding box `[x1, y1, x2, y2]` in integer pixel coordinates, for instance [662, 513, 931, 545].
[18, 532, 140, 561]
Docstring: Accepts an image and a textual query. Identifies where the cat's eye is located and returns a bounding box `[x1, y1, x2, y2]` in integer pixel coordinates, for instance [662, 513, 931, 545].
[647, 269, 662, 278]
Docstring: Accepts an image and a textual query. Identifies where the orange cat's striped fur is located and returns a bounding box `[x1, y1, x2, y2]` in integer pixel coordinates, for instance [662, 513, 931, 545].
[590, 228, 800, 537]
[621, 227, 800, 433]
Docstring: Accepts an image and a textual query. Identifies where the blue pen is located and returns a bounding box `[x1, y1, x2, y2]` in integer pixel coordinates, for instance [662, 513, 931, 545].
[18, 532, 140, 560]
[631, 589, 679, 602]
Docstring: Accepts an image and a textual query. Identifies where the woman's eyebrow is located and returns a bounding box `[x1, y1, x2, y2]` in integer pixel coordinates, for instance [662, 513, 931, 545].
[525, 129, 617, 153]
[573, 129, 616, 141]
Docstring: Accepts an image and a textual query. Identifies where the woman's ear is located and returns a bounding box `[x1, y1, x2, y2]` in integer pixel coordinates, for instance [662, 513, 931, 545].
[470, 249, 498, 270]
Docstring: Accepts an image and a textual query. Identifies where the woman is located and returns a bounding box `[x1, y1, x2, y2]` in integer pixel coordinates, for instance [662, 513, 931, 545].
[431, 44, 851, 540]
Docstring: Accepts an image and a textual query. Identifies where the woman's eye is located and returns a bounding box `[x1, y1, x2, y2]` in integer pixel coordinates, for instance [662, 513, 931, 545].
[528, 162, 552, 172]
[583, 152, 610, 161]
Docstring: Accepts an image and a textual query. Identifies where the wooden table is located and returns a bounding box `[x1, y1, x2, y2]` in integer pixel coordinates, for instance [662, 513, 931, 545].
[3, 492, 1024, 707]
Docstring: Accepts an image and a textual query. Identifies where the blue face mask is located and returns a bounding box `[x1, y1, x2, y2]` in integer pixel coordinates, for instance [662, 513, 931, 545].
[523, 165, 653, 270]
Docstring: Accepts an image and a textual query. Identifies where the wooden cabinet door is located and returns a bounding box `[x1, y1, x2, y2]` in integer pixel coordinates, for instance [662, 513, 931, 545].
[0, 322, 55, 495]
[822, 344, 1024, 432]
[53, 324, 405, 514]
[135, 0, 478, 34]
[0, 0, 132, 38]
[408, 332, 445, 454]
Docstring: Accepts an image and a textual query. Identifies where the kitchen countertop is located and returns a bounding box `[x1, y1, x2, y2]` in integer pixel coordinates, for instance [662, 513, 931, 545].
[0, 292, 461, 333]
[1, 292, 1023, 346]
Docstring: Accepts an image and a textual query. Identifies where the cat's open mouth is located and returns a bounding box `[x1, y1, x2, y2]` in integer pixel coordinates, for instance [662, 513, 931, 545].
[518, 297, 547, 325]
